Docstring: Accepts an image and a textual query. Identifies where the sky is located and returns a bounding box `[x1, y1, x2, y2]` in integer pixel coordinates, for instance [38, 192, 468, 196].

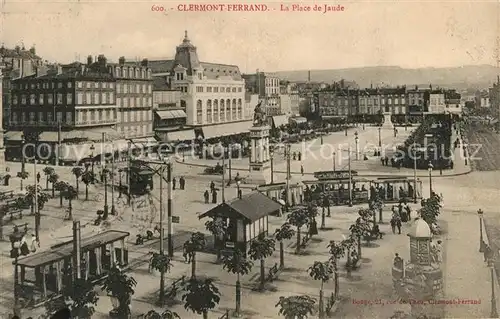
[1, 0, 499, 72]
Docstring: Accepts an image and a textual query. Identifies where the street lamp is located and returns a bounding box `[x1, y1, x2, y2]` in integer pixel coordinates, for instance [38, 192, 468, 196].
[163, 156, 174, 257]
[378, 127, 381, 147]
[10, 226, 24, 317]
[348, 145, 353, 207]
[21, 134, 25, 175]
[270, 148, 274, 184]
[345, 125, 348, 136]
[90, 144, 95, 176]
[428, 161, 434, 196]
[412, 143, 418, 204]
[354, 131, 359, 161]
[103, 165, 109, 219]
[488, 257, 499, 318]
[479, 209, 485, 252]
[236, 180, 241, 199]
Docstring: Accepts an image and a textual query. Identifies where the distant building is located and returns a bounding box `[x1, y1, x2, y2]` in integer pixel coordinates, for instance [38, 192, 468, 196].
[427, 91, 446, 114]
[489, 77, 500, 117]
[475, 90, 490, 108]
[242, 71, 281, 116]
[148, 31, 251, 142]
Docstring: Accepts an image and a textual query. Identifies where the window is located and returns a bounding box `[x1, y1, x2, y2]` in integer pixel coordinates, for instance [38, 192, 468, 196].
[12, 113, 18, 123]
[110, 83, 114, 89]
[47, 94, 53, 104]
[66, 112, 72, 123]
[77, 82, 83, 88]
[116, 68, 121, 77]
[85, 93, 91, 104]
[214, 87, 219, 93]
[232, 87, 236, 93]
[94, 82, 99, 89]
[67, 93, 73, 104]
[196, 86, 204, 93]
[207, 87, 212, 93]
[196, 100, 202, 124]
[123, 97, 128, 107]
[226, 87, 231, 93]
[29, 112, 35, 122]
[31, 83, 35, 89]
[101, 93, 106, 104]
[39, 94, 44, 105]
[142, 84, 146, 93]
[94, 93, 99, 104]
[57, 93, 63, 105]
[124, 84, 128, 94]
[117, 97, 121, 107]
[56, 111, 63, 123]
[30, 94, 35, 105]
[67, 82, 72, 88]
[12, 95, 18, 105]
[238, 87, 242, 92]
[21, 112, 26, 123]
[77, 93, 83, 105]
[86, 82, 91, 89]
[58, 82, 63, 89]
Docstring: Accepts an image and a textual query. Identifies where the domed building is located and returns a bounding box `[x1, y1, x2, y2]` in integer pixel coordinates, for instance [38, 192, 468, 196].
[149, 32, 252, 143]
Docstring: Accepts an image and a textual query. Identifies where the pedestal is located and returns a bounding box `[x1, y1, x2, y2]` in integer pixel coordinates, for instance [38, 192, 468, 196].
[382, 112, 393, 129]
[247, 125, 271, 185]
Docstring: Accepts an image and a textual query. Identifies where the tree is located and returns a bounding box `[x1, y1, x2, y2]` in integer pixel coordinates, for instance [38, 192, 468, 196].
[54, 181, 69, 207]
[222, 249, 253, 316]
[81, 171, 95, 201]
[72, 166, 84, 196]
[101, 266, 137, 318]
[276, 295, 316, 319]
[287, 208, 309, 253]
[248, 234, 276, 291]
[341, 236, 358, 275]
[48, 173, 59, 197]
[327, 240, 345, 300]
[204, 217, 227, 263]
[419, 193, 443, 226]
[185, 232, 206, 279]
[182, 278, 221, 319]
[16, 171, 29, 191]
[25, 184, 49, 214]
[274, 223, 295, 269]
[149, 252, 173, 305]
[44, 278, 99, 319]
[308, 261, 333, 318]
[370, 194, 384, 224]
[43, 166, 55, 190]
[64, 185, 78, 220]
[142, 310, 180, 319]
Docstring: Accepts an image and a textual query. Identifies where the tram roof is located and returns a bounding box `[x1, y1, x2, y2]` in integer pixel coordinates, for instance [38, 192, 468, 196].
[302, 177, 371, 184]
[15, 230, 130, 268]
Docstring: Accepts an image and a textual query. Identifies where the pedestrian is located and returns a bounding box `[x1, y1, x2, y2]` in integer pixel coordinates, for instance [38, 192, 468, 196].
[381, 157, 385, 166]
[172, 177, 176, 190]
[301, 165, 304, 176]
[322, 196, 331, 217]
[212, 190, 217, 204]
[36, 172, 41, 184]
[237, 188, 242, 199]
[293, 152, 297, 161]
[182, 241, 190, 263]
[390, 218, 396, 234]
[179, 176, 185, 190]
[396, 218, 402, 234]
[210, 181, 215, 192]
[484, 244, 493, 262]
[204, 190, 210, 203]
[298, 152, 302, 161]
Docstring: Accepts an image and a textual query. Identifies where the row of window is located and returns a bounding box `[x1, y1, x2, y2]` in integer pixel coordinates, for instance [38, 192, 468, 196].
[320, 106, 408, 116]
[321, 98, 408, 107]
[12, 93, 72, 106]
[116, 97, 152, 108]
[195, 99, 243, 110]
[76, 82, 115, 89]
[11, 111, 73, 124]
[115, 67, 152, 80]
[75, 109, 117, 123]
[75, 92, 115, 105]
[195, 86, 243, 93]
[116, 83, 152, 94]
[117, 124, 153, 136]
[201, 111, 243, 124]
[265, 78, 280, 87]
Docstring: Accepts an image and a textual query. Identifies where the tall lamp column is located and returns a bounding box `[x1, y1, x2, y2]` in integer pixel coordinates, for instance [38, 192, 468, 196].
[479, 209, 485, 252]
[354, 131, 359, 160]
[270, 148, 274, 184]
[428, 162, 434, 196]
[10, 226, 24, 317]
[489, 257, 499, 318]
[378, 127, 381, 147]
[90, 144, 95, 177]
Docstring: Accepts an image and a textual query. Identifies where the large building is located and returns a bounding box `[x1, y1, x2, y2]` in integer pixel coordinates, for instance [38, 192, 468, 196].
[148, 31, 253, 142]
[1, 45, 43, 127]
[242, 71, 281, 116]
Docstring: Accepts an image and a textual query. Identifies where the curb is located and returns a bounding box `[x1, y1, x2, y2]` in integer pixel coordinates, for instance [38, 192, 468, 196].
[174, 158, 473, 178]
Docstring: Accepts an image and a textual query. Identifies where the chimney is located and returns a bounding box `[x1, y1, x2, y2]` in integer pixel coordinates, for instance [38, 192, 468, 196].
[119, 56, 125, 65]
[29, 46, 36, 55]
[98, 54, 107, 66]
[87, 55, 93, 65]
[141, 58, 148, 67]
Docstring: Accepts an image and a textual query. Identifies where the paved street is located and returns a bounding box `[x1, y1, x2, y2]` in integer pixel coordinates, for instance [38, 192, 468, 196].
[0, 125, 498, 318]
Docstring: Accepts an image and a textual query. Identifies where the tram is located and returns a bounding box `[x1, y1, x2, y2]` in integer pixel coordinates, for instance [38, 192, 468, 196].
[128, 160, 154, 195]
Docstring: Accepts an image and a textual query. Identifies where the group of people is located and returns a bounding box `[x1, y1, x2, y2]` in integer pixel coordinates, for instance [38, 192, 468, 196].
[390, 201, 412, 234]
[172, 176, 186, 190]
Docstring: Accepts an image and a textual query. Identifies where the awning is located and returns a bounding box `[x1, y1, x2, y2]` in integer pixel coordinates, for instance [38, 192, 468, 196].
[203, 121, 253, 139]
[156, 110, 187, 120]
[165, 129, 195, 142]
[59, 139, 130, 162]
[4, 131, 23, 141]
[5, 128, 123, 142]
[272, 115, 288, 127]
[290, 117, 307, 124]
[130, 137, 158, 148]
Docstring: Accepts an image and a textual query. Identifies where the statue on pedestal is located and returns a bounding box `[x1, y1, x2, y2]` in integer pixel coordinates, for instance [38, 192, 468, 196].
[253, 101, 266, 127]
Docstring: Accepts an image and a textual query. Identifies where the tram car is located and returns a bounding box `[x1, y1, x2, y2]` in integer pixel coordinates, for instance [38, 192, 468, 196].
[128, 160, 154, 195]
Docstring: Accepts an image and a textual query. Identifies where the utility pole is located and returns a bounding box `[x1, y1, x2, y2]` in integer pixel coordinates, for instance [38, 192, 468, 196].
[285, 143, 291, 211]
[159, 165, 165, 303]
[103, 133, 109, 218]
[34, 158, 39, 242]
[348, 145, 353, 207]
[166, 160, 173, 257]
[111, 143, 115, 215]
[222, 155, 226, 203]
[413, 142, 418, 204]
[72, 220, 81, 281]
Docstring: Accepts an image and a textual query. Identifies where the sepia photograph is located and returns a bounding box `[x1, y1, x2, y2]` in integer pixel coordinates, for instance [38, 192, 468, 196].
[0, 0, 499, 318]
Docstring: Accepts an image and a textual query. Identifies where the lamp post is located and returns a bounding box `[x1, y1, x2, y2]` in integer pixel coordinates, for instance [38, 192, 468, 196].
[103, 164, 109, 219]
[489, 258, 499, 318]
[362, 115, 365, 130]
[345, 126, 348, 136]
[270, 148, 274, 184]
[10, 226, 24, 317]
[236, 180, 241, 199]
[348, 145, 353, 207]
[21, 134, 25, 176]
[127, 141, 131, 206]
[111, 145, 115, 215]
[378, 127, 381, 147]
[90, 144, 95, 176]
[413, 142, 418, 204]
[428, 161, 433, 196]
[479, 209, 485, 252]
[285, 143, 291, 211]
[354, 131, 359, 161]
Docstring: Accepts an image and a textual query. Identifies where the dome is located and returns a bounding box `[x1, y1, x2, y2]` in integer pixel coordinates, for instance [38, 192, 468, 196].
[407, 218, 431, 238]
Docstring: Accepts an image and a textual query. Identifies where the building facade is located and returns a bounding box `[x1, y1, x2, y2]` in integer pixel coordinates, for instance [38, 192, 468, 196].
[242, 71, 281, 116]
[109, 56, 154, 138]
[427, 92, 446, 114]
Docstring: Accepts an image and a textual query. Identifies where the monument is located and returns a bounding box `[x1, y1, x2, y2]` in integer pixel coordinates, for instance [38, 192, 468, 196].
[382, 112, 394, 129]
[246, 101, 271, 185]
[392, 218, 444, 318]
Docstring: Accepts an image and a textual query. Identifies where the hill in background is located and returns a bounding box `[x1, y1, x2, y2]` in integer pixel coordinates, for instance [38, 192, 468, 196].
[275, 65, 500, 90]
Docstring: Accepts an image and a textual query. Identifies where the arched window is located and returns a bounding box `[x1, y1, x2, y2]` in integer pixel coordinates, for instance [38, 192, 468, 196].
[116, 68, 121, 77]
[219, 99, 225, 122]
[237, 99, 242, 119]
[123, 67, 128, 77]
[196, 100, 203, 124]
[232, 99, 237, 121]
[206, 100, 212, 123]
[226, 99, 231, 121]
[213, 100, 219, 122]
